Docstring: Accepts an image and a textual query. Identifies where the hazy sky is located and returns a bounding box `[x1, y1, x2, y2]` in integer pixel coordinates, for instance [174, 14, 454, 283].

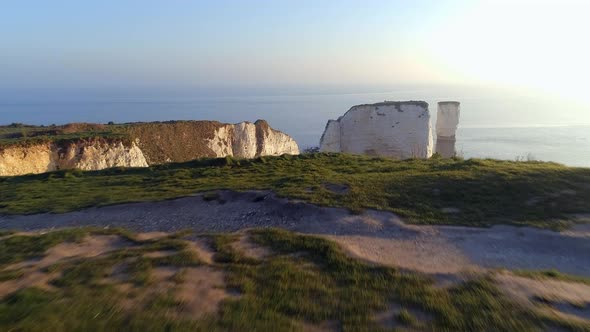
[1, 0, 589, 108]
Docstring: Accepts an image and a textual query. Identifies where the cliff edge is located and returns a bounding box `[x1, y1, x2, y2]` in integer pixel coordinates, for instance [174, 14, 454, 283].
[0, 120, 299, 176]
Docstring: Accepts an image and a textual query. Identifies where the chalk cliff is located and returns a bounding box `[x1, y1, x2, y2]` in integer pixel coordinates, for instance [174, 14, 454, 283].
[209, 120, 300, 159]
[0, 120, 299, 176]
[319, 101, 434, 159]
[128, 120, 299, 164]
[0, 140, 148, 177]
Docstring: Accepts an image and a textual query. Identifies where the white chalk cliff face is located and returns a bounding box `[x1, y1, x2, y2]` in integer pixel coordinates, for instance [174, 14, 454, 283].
[320, 101, 434, 159]
[435, 101, 460, 158]
[207, 120, 300, 158]
[0, 141, 148, 177]
[0, 120, 299, 177]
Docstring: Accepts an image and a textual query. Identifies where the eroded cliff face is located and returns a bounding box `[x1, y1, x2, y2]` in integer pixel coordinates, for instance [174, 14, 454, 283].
[207, 120, 299, 158]
[0, 144, 57, 176]
[126, 120, 299, 164]
[0, 120, 299, 176]
[320, 101, 433, 159]
[319, 120, 341, 153]
[0, 140, 148, 177]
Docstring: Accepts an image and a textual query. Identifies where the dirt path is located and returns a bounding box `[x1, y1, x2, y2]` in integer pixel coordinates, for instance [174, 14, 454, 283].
[1, 191, 589, 277]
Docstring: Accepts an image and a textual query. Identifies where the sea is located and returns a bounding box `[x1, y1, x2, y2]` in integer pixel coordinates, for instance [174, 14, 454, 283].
[1, 88, 589, 167]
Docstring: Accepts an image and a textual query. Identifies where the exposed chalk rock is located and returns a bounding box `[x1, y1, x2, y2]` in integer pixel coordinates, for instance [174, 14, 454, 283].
[252, 120, 300, 157]
[231, 122, 258, 158]
[207, 125, 235, 158]
[435, 101, 460, 158]
[0, 144, 57, 176]
[0, 120, 299, 176]
[435, 136, 457, 159]
[0, 140, 148, 177]
[319, 120, 341, 153]
[60, 141, 148, 171]
[319, 101, 434, 159]
[206, 120, 299, 159]
[436, 102, 460, 138]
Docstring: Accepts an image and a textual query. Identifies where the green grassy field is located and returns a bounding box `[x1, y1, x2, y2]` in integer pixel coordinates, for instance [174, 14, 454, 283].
[0, 228, 587, 331]
[1, 153, 589, 229]
[0, 123, 128, 148]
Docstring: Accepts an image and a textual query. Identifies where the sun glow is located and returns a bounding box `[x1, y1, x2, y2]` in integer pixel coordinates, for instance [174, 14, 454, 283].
[422, 0, 590, 105]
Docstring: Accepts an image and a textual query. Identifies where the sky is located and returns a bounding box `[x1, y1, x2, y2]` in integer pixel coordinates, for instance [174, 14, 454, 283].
[1, 0, 589, 112]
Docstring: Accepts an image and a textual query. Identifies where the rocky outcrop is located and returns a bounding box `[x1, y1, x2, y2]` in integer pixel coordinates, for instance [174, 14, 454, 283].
[208, 120, 299, 159]
[319, 101, 434, 159]
[0, 140, 148, 177]
[128, 120, 299, 164]
[0, 120, 299, 176]
[435, 102, 460, 158]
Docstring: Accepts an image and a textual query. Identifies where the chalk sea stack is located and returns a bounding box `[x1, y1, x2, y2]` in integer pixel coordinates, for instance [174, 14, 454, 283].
[319, 101, 434, 159]
[435, 101, 461, 158]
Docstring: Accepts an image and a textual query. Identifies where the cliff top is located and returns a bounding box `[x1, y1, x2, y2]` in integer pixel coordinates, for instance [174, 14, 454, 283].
[353, 100, 429, 109]
[0, 122, 128, 149]
[330, 100, 429, 123]
[0, 119, 280, 149]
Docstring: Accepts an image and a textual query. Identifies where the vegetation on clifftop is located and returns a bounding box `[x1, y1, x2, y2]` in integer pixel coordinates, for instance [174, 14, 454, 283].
[1, 153, 589, 229]
[0, 123, 130, 148]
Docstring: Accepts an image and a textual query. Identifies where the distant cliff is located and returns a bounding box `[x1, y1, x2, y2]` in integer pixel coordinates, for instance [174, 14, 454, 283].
[0, 120, 299, 176]
[127, 120, 299, 164]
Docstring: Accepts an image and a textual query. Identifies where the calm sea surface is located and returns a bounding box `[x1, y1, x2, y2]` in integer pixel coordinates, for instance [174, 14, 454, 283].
[457, 126, 590, 167]
[2, 90, 589, 167]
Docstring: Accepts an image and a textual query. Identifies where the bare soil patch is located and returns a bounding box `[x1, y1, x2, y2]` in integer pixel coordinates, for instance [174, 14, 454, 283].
[0, 235, 130, 297]
[0, 271, 58, 298]
[41, 235, 129, 265]
[496, 273, 590, 306]
[135, 232, 169, 241]
[186, 239, 215, 265]
[373, 303, 434, 330]
[496, 272, 590, 322]
[175, 267, 232, 319]
[144, 250, 177, 259]
[232, 233, 272, 260]
[324, 234, 476, 275]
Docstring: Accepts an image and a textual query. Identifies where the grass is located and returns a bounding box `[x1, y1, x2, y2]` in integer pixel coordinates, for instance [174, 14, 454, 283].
[0, 269, 24, 281]
[0, 123, 129, 148]
[514, 269, 590, 286]
[1, 153, 589, 229]
[0, 228, 588, 331]
[396, 309, 417, 326]
[0, 228, 91, 265]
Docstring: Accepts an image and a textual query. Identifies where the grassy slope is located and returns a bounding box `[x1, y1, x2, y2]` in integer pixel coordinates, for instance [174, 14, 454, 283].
[1, 153, 589, 229]
[0, 124, 129, 148]
[513, 270, 590, 286]
[1, 228, 588, 331]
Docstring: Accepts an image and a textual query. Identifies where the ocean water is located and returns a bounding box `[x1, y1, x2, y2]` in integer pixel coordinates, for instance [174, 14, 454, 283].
[457, 126, 590, 167]
[2, 89, 589, 167]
